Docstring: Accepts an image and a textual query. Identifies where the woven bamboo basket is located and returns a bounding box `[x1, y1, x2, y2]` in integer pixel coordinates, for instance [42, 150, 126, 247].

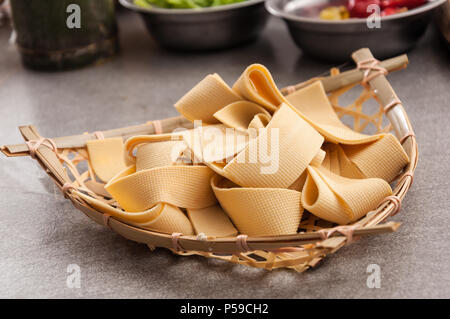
[2, 48, 418, 272]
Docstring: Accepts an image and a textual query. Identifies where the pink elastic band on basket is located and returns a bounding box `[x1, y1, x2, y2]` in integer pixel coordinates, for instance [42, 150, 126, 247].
[171, 232, 184, 252]
[357, 58, 388, 86]
[25, 138, 58, 159]
[400, 132, 415, 145]
[152, 120, 163, 135]
[384, 98, 402, 113]
[62, 182, 75, 198]
[318, 225, 358, 245]
[236, 234, 250, 253]
[93, 131, 105, 140]
[383, 195, 402, 216]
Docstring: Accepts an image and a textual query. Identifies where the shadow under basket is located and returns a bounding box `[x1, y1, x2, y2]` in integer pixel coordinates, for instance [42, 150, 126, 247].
[2, 48, 418, 272]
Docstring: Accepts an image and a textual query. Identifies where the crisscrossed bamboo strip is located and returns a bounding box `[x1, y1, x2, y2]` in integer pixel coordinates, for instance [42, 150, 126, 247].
[1, 49, 417, 272]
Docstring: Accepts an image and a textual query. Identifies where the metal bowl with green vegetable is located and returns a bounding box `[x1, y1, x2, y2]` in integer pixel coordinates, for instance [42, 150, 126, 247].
[119, 0, 269, 50]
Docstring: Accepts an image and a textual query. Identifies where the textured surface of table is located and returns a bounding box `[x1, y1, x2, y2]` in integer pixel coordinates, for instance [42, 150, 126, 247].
[0, 12, 449, 298]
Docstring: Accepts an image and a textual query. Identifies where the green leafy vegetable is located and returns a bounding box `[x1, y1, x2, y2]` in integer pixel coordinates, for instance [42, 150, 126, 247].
[134, 0, 246, 9]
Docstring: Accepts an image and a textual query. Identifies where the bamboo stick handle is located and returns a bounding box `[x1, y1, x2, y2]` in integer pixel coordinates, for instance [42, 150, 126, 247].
[102, 216, 400, 253]
[323, 54, 408, 92]
[280, 54, 408, 95]
[351, 48, 414, 156]
[210, 221, 401, 244]
[1, 115, 193, 157]
[18, 125, 71, 188]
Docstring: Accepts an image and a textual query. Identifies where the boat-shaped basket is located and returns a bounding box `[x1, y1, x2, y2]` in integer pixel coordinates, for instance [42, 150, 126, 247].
[2, 48, 418, 272]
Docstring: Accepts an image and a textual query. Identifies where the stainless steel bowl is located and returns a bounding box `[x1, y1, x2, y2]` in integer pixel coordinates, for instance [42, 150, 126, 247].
[266, 0, 447, 61]
[435, 0, 450, 48]
[119, 0, 269, 51]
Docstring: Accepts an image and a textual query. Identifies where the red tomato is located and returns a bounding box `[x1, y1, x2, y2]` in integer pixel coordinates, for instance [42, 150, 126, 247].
[380, 0, 426, 9]
[347, 0, 381, 18]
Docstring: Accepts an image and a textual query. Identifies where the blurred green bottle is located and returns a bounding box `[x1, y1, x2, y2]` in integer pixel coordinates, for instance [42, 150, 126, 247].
[10, 0, 118, 71]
